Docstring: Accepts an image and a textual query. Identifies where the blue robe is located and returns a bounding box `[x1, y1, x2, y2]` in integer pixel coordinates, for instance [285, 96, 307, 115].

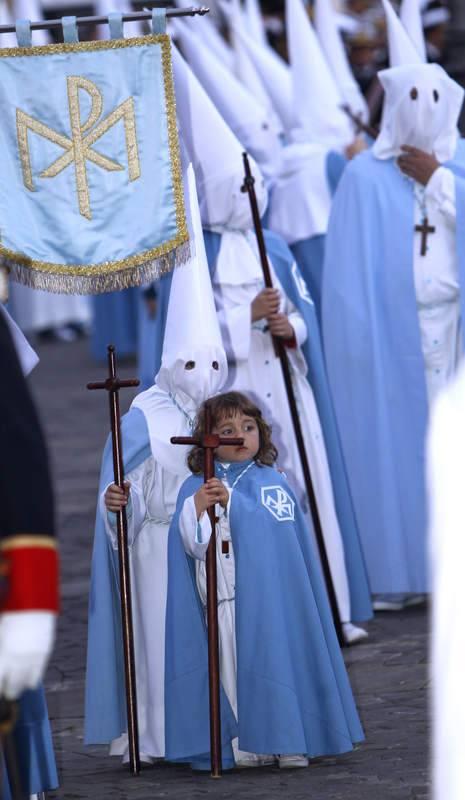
[322, 142, 465, 594]
[85, 407, 151, 744]
[165, 461, 364, 766]
[91, 288, 139, 362]
[289, 150, 347, 323]
[2, 687, 58, 798]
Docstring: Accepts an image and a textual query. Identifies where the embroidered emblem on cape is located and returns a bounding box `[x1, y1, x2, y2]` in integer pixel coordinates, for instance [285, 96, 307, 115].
[292, 262, 314, 306]
[17, 76, 141, 221]
[261, 485, 295, 522]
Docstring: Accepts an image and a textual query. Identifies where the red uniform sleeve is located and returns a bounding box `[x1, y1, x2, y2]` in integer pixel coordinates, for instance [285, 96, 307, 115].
[0, 535, 59, 613]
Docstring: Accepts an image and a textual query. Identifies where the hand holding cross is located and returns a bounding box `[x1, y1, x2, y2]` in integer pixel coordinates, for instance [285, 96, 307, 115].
[171, 402, 243, 778]
[87, 345, 140, 776]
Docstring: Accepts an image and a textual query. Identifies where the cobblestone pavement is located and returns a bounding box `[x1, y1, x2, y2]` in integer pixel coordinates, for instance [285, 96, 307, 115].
[29, 339, 430, 800]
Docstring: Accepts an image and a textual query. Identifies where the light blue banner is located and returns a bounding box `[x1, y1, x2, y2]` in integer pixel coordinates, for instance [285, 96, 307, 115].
[0, 22, 188, 293]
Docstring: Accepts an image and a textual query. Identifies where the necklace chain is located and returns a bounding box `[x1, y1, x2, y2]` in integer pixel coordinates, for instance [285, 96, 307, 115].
[413, 183, 428, 218]
[169, 392, 195, 431]
[218, 460, 255, 489]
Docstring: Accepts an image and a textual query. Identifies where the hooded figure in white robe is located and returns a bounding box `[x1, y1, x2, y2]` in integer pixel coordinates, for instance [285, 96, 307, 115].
[85, 166, 228, 759]
[172, 47, 372, 643]
[322, 58, 465, 609]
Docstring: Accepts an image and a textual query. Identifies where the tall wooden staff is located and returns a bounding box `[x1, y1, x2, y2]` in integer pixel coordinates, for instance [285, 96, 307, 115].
[341, 104, 379, 139]
[171, 403, 243, 778]
[241, 152, 344, 648]
[87, 345, 141, 775]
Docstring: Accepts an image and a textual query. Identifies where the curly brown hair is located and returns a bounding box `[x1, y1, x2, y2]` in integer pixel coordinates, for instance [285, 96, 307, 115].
[187, 391, 278, 475]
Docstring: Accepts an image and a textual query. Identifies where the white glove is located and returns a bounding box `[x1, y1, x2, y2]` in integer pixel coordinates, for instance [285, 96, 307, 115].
[0, 611, 56, 699]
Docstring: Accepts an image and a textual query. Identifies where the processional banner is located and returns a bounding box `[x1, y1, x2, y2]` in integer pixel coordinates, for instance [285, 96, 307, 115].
[0, 12, 188, 293]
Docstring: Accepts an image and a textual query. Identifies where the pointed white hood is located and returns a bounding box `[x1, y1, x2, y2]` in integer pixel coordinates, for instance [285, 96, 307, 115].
[174, 0, 235, 71]
[171, 44, 268, 230]
[221, 0, 284, 138]
[232, 25, 294, 133]
[285, 0, 353, 149]
[373, 63, 463, 162]
[132, 164, 228, 473]
[156, 164, 227, 406]
[400, 0, 427, 61]
[381, 0, 425, 67]
[173, 23, 282, 182]
[314, 0, 369, 123]
[243, 0, 268, 46]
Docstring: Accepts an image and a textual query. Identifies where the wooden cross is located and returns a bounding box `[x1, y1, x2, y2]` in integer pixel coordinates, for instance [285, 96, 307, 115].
[87, 345, 141, 776]
[171, 402, 243, 778]
[415, 216, 436, 257]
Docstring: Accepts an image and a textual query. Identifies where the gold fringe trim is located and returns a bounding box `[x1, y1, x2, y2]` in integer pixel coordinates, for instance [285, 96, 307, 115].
[1, 535, 57, 551]
[0, 33, 169, 58]
[4, 239, 191, 294]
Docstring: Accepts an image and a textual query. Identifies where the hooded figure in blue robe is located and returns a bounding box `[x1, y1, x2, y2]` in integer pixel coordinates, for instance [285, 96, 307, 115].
[322, 63, 465, 597]
[165, 449, 364, 767]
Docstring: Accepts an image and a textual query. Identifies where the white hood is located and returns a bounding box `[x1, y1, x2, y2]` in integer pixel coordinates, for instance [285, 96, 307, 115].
[285, 0, 354, 149]
[373, 63, 464, 162]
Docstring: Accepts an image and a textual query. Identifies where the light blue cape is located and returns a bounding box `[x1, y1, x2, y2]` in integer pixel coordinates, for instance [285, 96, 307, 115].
[289, 149, 347, 322]
[322, 142, 465, 593]
[84, 407, 151, 743]
[165, 461, 364, 766]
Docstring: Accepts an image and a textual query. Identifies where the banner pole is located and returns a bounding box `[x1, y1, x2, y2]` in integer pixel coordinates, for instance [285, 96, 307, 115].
[0, 7, 209, 36]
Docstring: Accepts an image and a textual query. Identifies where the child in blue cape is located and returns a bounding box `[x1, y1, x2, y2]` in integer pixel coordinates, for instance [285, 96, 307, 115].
[165, 391, 364, 770]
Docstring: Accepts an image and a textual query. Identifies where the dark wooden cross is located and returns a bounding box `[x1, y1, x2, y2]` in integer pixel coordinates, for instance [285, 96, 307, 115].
[87, 345, 141, 776]
[171, 402, 243, 778]
[415, 216, 436, 257]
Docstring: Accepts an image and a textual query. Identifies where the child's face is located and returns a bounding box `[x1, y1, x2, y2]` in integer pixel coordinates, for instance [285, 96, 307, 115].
[213, 412, 260, 463]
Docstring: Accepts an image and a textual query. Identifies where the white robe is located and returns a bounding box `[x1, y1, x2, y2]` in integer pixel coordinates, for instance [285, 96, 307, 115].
[213, 263, 352, 623]
[413, 166, 461, 404]
[101, 455, 186, 758]
[428, 362, 465, 800]
[179, 475, 272, 764]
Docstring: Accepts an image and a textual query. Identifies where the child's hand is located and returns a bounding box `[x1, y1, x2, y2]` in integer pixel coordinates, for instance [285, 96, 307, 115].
[251, 288, 280, 322]
[194, 478, 229, 519]
[105, 481, 130, 513]
[267, 312, 295, 340]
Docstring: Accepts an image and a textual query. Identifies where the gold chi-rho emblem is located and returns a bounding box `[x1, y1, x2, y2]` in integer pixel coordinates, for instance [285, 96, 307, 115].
[16, 76, 141, 220]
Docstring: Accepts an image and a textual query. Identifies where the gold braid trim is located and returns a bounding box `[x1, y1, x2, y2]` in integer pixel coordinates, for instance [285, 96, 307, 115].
[1, 535, 57, 552]
[0, 35, 189, 292]
[0, 33, 168, 58]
